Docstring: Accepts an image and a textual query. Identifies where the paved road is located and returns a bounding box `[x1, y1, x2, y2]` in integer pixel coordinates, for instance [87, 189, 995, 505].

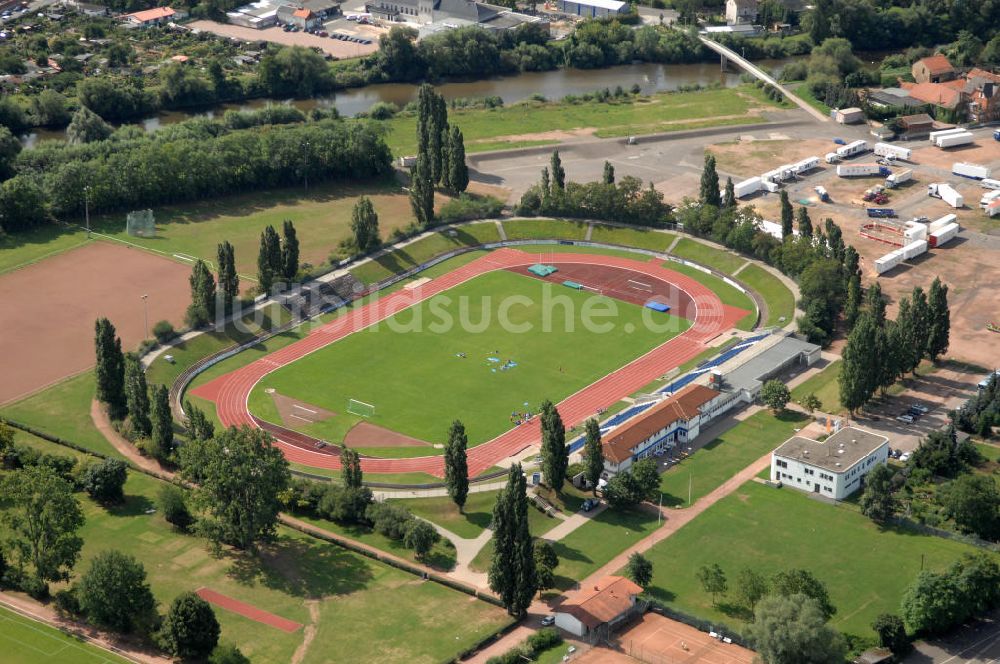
[906, 612, 1000, 663]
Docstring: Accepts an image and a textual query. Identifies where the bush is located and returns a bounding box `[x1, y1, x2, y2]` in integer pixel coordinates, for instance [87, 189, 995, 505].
[78, 550, 158, 634]
[152, 320, 177, 344]
[209, 643, 250, 664]
[526, 627, 562, 651]
[20, 576, 49, 601]
[437, 194, 504, 223]
[54, 588, 81, 616]
[366, 102, 399, 120]
[81, 458, 127, 504]
[159, 592, 221, 659]
[365, 501, 414, 540]
[159, 484, 194, 530]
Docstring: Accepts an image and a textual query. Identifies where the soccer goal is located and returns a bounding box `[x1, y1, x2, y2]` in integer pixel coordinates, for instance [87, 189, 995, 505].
[347, 399, 375, 418]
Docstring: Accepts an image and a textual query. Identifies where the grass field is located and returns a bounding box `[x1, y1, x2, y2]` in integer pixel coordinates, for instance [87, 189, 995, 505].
[90, 179, 417, 283]
[384, 87, 783, 156]
[502, 219, 589, 241]
[549, 505, 659, 587]
[661, 262, 756, 330]
[669, 238, 746, 275]
[790, 360, 843, 414]
[589, 225, 676, 253]
[249, 270, 691, 446]
[0, 605, 132, 664]
[0, 225, 91, 276]
[642, 481, 989, 638]
[658, 410, 808, 507]
[394, 491, 501, 539]
[738, 264, 795, 327]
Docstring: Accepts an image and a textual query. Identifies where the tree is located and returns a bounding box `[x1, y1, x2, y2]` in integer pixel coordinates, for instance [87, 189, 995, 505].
[722, 177, 736, 209]
[771, 569, 835, 619]
[780, 190, 794, 239]
[697, 563, 727, 606]
[796, 206, 813, 238]
[872, 613, 910, 656]
[187, 426, 290, 551]
[447, 125, 468, 193]
[0, 176, 48, 233]
[409, 155, 435, 227]
[939, 474, 1000, 541]
[760, 379, 791, 413]
[540, 400, 568, 493]
[895, 297, 919, 377]
[839, 313, 878, 417]
[257, 46, 331, 97]
[630, 458, 661, 503]
[123, 353, 151, 438]
[583, 418, 604, 495]
[66, 106, 112, 144]
[533, 540, 559, 592]
[866, 281, 886, 324]
[901, 571, 967, 635]
[602, 160, 615, 185]
[488, 464, 536, 616]
[699, 153, 720, 206]
[734, 568, 769, 614]
[209, 643, 251, 664]
[216, 241, 239, 312]
[351, 196, 381, 254]
[910, 286, 930, 371]
[843, 274, 862, 328]
[550, 151, 565, 192]
[77, 550, 157, 634]
[748, 594, 847, 664]
[82, 459, 128, 505]
[801, 394, 822, 414]
[159, 592, 221, 659]
[148, 384, 173, 461]
[0, 125, 21, 181]
[859, 464, 896, 523]
[187, 259, 216, 328]
[1, 465, 84, 584]
[625, 552, 653, 588]
[184, 400, 215, 443]
[281, 220, 299, 281]
[94, 318, 126, 420]
[444, 420, 469, 512]
[158, 484, 194, 530]
[952, 553, 1000, 615]
[404, 519, 439, 560]
[926, 277, 950, 362]
[340, 446, 363, 489]
[257, 226, 281, 295]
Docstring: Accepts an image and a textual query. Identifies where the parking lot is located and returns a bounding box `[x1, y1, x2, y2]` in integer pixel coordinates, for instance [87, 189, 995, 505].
[189, 18, 381, 58]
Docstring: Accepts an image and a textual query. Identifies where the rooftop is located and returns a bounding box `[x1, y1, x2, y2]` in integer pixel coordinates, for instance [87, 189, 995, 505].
[603, 384, 719, 463]
[565, 0, 628, 10]
[915, 54, 955, 75]
[723, 335, 819, 394]
[903, 82, 963, 109]
[773, 427, 888, 474]
[557, 576, 642, 628]
[126, 6, 176, 21]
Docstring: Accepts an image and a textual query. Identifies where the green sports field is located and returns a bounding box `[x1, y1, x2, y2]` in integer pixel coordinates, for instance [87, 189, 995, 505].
[249, 270, 691, 447]
[0, 605, 131, 664]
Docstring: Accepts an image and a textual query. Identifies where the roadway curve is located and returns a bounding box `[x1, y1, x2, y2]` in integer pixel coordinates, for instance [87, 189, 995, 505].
[191, 248, 747, 477]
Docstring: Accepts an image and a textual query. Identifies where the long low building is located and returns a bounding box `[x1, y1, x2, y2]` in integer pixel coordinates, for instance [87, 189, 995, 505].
[554, 576, 643, 641]
[771, 427, 889, 500]
[555, 0, 628, 17]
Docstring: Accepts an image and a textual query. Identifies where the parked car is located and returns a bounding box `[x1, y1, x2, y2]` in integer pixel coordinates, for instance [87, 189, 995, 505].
[911, 404, 929, 414]
[581, 499, 596, 512]
[541, 615, 555, 626]
[896, 414, 914, 424]
[900, 452, 911, 462]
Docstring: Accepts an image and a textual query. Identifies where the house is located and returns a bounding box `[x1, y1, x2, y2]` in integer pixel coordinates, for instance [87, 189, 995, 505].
[725, 0, 756, 25]
[902, 81, 964, 110]
[123, 6, 181, 26]
[555, 0, 628, 18]
[899, 112, 934, 136]
[866, 87, 926, 111]
[771, 426, 889, 500]
[601, 384, 731, 474]
[554, 576, 643, 641]
[964, 68, 1000, 124]
[833, 107, 864, 124]
[368, 0, 512, 25]
[912, 55, 956, 84]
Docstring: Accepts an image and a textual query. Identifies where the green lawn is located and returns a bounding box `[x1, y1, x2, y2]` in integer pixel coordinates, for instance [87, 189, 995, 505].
[393, 491, 499, 539]
[738, 264, 795, 328]
[502, 219, 589, 241]
[589, 225, 676, 253]
[349, 225, 500, 286]
[0, 605, 132, 664]
[0, 224, 91, 276]
[549, 506, 659, 587]
[790, 360, 843, 414]
[661, 262, 756, 330]
[659, 410, 808, 507]
[642, 481, 990, 638]
[793, 82, 833, 116]
[669, 238, 746, 275]
[90, 179, 418, 283]
[384, 87, 781, 156]
[469, 501, 570, 574]
[249, 270, 691, 447]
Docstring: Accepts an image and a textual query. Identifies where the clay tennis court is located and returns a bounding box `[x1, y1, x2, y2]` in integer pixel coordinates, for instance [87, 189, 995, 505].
[196, 588, 302, 633]
[0, 241, 189, 405]
[577, 613, 755, 664]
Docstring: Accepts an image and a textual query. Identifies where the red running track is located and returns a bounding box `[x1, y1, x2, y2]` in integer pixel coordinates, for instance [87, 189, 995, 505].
[192, 248, 748, 477]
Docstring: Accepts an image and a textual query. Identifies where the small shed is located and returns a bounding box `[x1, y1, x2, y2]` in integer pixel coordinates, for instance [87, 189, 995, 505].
[833, 107, 864, 124]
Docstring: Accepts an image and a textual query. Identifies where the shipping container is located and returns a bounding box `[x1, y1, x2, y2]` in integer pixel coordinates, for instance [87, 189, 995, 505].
[902, 239, 928, 260]
[953, 162, 992, 180]
[836, 139, 869, 158]
[928, 223, 959, 248]
[936, 132, 974, 149]
[928, 214, 957, 233]
[837, 163, 882, 177]
[885, 169, 912, 188]
[928, 183, 964, 208]
[929, 127, 967, 142]
[874, 143, 912, 160]
[761, 168, 783, 183]
[903, 223, 926, 239]
[734, 177, 762, 198]
[980, 189, 1000, 209]
[763, 180, 780, 193]
[824, 152, 841, 164]
[868, 208, 896, 218]
[874, 250, 905, 274]
[981, 178, 1000, 190]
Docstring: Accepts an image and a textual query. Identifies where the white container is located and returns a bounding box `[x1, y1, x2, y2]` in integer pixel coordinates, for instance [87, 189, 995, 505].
[836, 139, 869, 158]
[929, 223, 959, 247]
[928, 214, 957, 232]
[761, 168, 783, 183]
[929, 183, 964, 208]
[837, 163, 881, 177]
[980, 178, 1000, 190]
[903, 223, 927, 241]
[874, 250, 904, 274]
[734, 177, 762, 198]
[980, 189, 1000, 209]
[936, 132, 974, 148]
[987, 201, 1000, 218]
[874, 143, 912, 160]
[885, 169, 912, 188]
[764, 180, 780, 193]
[902, 239, 928, 260]
[794, 157, 820, 174]
[953, 162, 992, 180]
[929, 127, 967, 142]
[825, 152, 841, 164]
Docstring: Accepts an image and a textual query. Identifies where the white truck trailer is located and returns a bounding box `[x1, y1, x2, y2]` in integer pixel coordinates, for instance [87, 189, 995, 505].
[929, 127, 967, 142]
[936, 132, 974, 149]
[981, 178, 1000, 190]
[980, 189, 1000, 209]
[874, 143, 912, 160]
[836, 139, 869, 158]
[874, 249, 905, 274]
[902, 239, 928, 260]
[734, 177, 762, 198]
[825, 152, 841, 164]
[928, 223, 960, 248]
[837, 163, 883, 177]
[794, 157, 820, 174]
[885, 169, 912, 188]
[928, 214, 957, 233]
[903, 223, 927, 241]
[928, 183, 964, 208]
[953, 162, 992, 180]
[987, 201, 1000, 218]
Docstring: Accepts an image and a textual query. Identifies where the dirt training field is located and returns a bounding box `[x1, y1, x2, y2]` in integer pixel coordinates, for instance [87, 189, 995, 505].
[0, 241, 190, 405]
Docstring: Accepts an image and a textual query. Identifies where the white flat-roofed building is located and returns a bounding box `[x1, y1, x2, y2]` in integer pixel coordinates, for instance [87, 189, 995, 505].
[555, 0, 628, 18]
[771, 427, 889, 500]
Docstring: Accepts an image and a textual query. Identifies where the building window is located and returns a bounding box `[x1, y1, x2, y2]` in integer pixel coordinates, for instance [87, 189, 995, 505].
[776, 460, 787, 469]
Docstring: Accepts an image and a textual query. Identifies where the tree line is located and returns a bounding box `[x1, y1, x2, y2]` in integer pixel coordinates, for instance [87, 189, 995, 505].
[409, 84, 470, 227]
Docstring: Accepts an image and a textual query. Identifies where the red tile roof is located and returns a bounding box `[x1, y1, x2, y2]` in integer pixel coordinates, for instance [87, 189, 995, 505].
[905, 82, 963, 109]
[602, 384, 718, 464]
[293, 8, 313, 17]
[558, 576, 643, 629]
[967, 68, 1000, 85]
[126, 6, 175, 22]
[916, 55, 954, 75]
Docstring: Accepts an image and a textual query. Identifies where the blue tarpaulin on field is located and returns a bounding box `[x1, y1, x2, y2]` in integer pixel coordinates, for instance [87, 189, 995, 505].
[563, 281, 583, 290]
[645, 301, 671, 312]
[528, 264, 558, 277]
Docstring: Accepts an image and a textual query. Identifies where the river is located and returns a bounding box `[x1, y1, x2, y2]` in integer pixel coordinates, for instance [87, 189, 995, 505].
[22, 57, 800, 147]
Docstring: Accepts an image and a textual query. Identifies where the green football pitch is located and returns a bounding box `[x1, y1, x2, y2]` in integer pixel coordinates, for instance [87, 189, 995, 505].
[0, 605, 131, 664]
[249, 270, 692, 448]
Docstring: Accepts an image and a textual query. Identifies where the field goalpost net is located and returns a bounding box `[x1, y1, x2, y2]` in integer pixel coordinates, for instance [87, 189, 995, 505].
[347, 399, 375, 418]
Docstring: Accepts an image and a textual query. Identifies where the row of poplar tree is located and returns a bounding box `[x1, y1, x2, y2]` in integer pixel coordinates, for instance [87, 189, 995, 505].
[409, 84, 470, 226]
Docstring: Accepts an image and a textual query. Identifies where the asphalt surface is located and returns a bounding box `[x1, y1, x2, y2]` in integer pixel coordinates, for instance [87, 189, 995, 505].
[906, 612, 1000, 664]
